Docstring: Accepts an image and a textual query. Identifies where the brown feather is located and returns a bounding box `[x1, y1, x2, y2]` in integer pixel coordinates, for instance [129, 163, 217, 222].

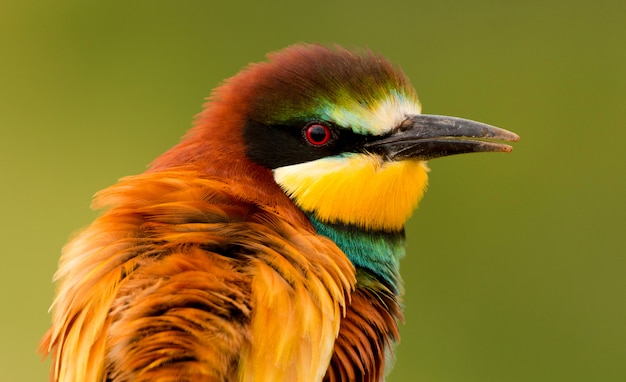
[324, 271, 403, 382]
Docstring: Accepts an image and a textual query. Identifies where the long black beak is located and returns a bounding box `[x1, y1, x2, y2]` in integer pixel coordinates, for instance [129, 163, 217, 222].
[364, 114, 519, 161]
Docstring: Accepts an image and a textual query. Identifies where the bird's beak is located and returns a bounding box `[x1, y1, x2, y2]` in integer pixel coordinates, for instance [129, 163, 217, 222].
[364, 114, 519, 161]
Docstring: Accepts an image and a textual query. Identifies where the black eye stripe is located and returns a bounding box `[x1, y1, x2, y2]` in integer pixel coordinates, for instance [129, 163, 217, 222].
[243, 119, 372, 169]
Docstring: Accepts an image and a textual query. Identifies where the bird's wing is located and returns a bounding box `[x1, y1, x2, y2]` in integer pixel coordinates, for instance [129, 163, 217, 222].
[41, 170, 354, 382]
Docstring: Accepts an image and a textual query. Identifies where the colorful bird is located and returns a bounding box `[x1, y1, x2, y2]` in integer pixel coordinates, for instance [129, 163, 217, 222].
[41, 44, 518, 382]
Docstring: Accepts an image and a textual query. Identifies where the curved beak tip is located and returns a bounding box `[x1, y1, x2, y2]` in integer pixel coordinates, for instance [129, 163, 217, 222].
[497, 131, 520, 152]
[502, 131, 521, 143]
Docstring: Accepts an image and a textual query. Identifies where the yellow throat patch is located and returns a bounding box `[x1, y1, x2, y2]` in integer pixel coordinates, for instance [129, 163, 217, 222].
[273, 153, 429, 231]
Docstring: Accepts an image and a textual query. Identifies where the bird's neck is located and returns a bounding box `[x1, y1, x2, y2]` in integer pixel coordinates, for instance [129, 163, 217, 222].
[306, 213, 405, 295]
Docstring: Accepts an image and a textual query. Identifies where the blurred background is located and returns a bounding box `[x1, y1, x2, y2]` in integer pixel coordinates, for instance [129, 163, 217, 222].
[2, 0, 624, 381]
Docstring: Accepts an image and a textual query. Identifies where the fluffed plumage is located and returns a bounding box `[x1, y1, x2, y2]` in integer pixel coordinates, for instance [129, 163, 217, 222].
[41, 43, 517, 381]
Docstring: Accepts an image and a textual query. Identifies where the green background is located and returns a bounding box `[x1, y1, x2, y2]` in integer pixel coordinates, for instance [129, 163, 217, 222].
[2, 1, 624, 381]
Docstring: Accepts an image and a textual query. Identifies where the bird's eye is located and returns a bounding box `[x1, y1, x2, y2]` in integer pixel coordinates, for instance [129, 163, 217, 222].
[304, 123, 332, 146]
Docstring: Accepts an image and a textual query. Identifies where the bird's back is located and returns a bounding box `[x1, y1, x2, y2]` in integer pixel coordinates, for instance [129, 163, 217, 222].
[41, 168, 355, 381]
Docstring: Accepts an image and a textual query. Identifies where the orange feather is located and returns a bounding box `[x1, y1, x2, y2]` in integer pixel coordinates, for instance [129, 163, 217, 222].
[41, 169, 355, 381]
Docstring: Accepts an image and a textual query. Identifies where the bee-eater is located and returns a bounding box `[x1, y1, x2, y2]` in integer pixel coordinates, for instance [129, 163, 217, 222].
[41, 43, 518, 382]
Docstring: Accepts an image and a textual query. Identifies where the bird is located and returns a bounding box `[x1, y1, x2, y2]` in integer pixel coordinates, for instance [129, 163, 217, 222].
[40, 43, 518, 382]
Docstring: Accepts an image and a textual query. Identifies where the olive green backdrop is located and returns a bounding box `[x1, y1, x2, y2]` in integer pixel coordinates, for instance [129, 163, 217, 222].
[2, 1, 624, 381]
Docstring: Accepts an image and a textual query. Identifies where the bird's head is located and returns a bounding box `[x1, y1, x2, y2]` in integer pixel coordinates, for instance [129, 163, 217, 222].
[153, 44, 518, 231]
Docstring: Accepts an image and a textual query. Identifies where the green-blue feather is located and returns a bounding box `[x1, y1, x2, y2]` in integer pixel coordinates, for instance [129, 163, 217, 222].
[307, 213, 405, 294]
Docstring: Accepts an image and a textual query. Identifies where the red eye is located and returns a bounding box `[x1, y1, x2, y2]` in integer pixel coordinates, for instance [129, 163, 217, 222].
[304, 123, 331, 146]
